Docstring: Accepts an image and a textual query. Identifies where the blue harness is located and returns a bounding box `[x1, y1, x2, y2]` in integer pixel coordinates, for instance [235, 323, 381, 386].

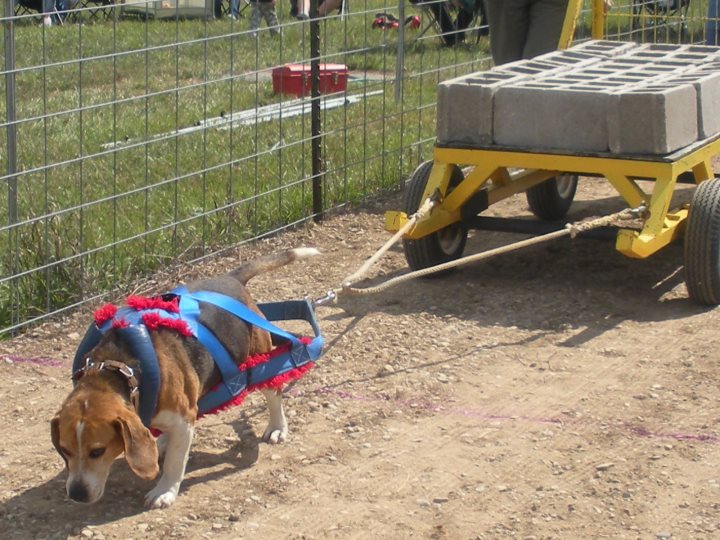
[72, 289, 324, 427]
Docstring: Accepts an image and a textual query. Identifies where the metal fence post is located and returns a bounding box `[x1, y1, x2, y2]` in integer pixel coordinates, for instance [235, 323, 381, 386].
[395, 0, 405, 103]
[310, 0, 324, 222]
[3, 0, 17, 225]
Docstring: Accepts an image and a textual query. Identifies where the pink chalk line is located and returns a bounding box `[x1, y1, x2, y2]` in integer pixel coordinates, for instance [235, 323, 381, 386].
[5, 355, 717, 444]
[1, 354, 65, 367]
[295, 385, 719, 445]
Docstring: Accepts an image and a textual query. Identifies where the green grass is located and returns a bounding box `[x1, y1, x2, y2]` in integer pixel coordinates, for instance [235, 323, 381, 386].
[0, 4, 489, 332]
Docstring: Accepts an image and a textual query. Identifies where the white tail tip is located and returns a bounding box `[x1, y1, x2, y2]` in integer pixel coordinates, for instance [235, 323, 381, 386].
[292, 247, 321, 260]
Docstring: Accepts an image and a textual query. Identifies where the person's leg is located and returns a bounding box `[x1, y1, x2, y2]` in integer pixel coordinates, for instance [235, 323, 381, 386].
[707, 0, 719, 46]
[249, 1, 261, 31]
[41, 0, 54, 25]
[484, 0, 531, 65]
[230, 0, 240, 18]
[317, 0, 341, 16]
[260, 0, 280, 33]
[296, 0, 309, 18]
[523, 0, 568, 59]
[429, 2, 459, 46]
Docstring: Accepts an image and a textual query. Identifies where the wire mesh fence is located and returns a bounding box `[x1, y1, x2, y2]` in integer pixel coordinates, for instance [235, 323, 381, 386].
[0, 0, 491, 335]
[0, 0, 716, 336]
[600, 0, 706, 44]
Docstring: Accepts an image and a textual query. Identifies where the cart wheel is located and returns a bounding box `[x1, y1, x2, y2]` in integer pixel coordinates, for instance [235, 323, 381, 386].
[402, 161, 467, 273]
[684, 178, 720, 305]
[526, 173, 578, 220]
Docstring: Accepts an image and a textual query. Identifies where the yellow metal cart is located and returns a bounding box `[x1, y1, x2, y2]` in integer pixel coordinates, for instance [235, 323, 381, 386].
[384, 1, 720, 305]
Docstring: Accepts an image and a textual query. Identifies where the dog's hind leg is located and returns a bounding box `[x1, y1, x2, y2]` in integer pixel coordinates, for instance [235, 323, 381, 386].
[145, 412, 194, 509]
[260, 388, 288, 444]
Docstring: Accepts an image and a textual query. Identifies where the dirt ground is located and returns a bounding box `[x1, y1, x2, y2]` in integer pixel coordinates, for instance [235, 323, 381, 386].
[1, 176, 720, 540]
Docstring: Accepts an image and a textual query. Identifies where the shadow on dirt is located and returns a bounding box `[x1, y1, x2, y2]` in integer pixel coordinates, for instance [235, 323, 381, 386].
[0, 419, 259, 540]
[335, 189, 711, 344]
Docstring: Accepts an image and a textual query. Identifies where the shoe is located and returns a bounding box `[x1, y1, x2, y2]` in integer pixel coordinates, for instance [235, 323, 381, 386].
[229, 14, 238, 20]
[295, 12, 309, 20]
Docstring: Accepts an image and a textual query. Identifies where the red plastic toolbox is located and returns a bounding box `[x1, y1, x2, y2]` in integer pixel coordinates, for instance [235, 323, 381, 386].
[272, 63, 348, 98]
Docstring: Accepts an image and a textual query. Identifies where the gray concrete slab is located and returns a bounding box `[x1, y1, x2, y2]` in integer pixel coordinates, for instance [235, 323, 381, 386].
[493, 81, 615, 152]
[608, 83, 698, 154]
[436, 71, 526, 146]
[669, 67, 720, 138]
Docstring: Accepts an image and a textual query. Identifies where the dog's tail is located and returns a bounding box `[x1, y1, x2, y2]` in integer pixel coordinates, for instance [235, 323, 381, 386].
[229, 247, 320, 285]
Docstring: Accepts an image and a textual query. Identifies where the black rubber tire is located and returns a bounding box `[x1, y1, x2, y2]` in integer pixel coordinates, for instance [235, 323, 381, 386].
[684, 178, 720, 305]
[402, 161, 467, 273]
[526, 173, 578, 221]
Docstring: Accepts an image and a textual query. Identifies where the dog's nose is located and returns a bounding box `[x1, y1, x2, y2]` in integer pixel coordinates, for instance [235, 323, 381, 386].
[68, 482, 91, 503]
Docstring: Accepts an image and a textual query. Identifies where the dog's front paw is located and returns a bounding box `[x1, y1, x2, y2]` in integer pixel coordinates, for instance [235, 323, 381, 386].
[145, 486, 178, 509]
[262, 424, 288, 444]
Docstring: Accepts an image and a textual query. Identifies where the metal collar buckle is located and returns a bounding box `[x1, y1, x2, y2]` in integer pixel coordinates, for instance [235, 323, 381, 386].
[72, 357, 141, 415]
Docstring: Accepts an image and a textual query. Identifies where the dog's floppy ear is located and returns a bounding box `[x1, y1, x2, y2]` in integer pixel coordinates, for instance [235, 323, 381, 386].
[115, 412, 159, 480]
[50, 414, 68, 466]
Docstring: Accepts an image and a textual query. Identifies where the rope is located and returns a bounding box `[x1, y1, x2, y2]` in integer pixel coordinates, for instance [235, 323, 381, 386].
[341, 196, 437, 289]
[314, 205, 645, 301]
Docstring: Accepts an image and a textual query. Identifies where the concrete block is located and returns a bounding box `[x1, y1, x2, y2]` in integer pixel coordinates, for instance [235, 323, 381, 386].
[603, 58, 654, 71]
[672, 51, 720, 64]
[570, 40, 639, 58]
[641, 43, 683, 52]
[436, 71, 525, 146]
[652, 59, 696, 71]
[493, 82, 614, 152]
[682, 45, 720, 62]
[435, 41, 720, 153]
[498, 58, 575, 77]
[665, 69, 720, 139]
[608, 83, 698, 154]
[685, 45, 720, 55]
[533, 49, 603, 68]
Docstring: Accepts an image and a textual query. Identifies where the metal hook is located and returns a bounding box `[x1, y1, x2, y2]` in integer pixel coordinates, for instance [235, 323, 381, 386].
[311, 290, 337, 307]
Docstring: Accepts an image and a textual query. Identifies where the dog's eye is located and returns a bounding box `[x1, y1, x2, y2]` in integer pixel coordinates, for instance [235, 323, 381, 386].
[88, 448, 106, 459]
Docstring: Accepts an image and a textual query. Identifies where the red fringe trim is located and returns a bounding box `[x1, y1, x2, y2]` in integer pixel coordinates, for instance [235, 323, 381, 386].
[111, 318, 129, 329]
[197, 336, 315, 418]
[198, 389, 249, 418]
[240, 342, 291, 371]
[141, 312, 193, 337]
[197, 363, 315, 419]
[247, 362, 314, 393]
[94, 304, 118, 327]
[127, 295, 180, 313]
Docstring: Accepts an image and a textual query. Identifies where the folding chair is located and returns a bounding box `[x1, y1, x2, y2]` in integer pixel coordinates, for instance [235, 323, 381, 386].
[77, 0, 115, 21]
[410, 0, 487, 46]
[15, 0, 71, 24]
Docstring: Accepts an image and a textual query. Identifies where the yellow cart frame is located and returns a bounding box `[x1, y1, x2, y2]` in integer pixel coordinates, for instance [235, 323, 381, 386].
[386, 137, 720, 260]
[385, 0, 720, 280]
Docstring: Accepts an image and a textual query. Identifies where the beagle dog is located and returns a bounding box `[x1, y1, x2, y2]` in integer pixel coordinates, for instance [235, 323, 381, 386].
[51, 247, 319, 509]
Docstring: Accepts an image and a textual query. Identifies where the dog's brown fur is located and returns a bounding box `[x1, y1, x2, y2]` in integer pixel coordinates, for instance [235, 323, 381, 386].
[51, 248, 319, 508]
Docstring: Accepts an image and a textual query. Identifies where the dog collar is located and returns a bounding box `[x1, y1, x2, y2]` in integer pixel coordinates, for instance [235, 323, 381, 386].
[72, 358, 141, 414]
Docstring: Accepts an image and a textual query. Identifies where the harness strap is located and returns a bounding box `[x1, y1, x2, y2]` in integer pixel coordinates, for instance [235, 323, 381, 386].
[172, 287, 298, 342]
[72, 291, 324, 425]
[72, 321, 160, 427]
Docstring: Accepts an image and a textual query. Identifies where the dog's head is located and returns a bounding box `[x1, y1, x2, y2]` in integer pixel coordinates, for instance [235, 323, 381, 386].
[51, 389, 159, 504]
